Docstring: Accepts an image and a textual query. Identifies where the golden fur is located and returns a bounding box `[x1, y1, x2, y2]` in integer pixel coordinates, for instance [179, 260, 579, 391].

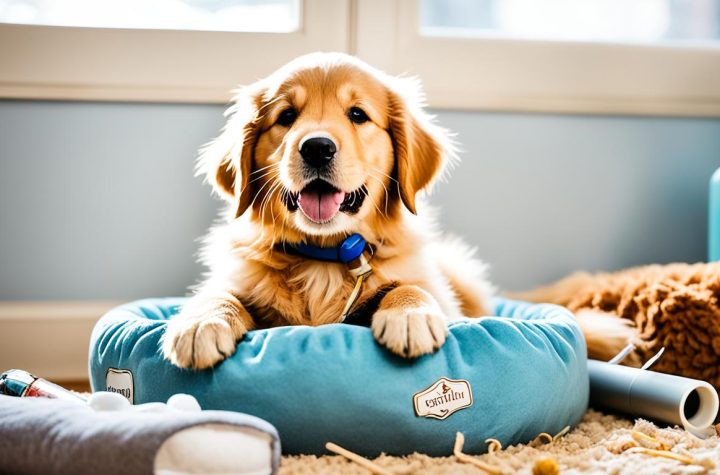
[163, 53, 494, 369]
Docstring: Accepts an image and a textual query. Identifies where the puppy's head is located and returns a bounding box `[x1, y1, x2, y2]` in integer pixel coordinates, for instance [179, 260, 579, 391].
[198, 52, 455, 243]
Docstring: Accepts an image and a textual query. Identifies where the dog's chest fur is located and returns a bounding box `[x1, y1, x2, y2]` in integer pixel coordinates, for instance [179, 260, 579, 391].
[236, 247, 462, 327]
[240, 259, 371, 327]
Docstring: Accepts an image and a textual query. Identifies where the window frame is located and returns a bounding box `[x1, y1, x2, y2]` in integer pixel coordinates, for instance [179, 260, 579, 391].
[355, 0, 720, 117]
[0, 0, 351, 103]
[2, 0, 720, 117]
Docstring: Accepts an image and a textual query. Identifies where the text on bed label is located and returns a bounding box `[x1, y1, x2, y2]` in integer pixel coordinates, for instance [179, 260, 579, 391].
[413, 377, 473, 420]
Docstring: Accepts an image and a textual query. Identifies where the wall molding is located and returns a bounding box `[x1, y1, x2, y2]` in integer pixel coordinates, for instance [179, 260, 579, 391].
[0, 301, 121, 381]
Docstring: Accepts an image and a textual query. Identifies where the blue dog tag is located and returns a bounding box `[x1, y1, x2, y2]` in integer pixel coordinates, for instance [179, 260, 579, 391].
[338, 234, 366, 263]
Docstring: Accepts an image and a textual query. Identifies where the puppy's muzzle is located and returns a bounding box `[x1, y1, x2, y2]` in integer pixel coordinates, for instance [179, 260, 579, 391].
[299, 135, 336, 170]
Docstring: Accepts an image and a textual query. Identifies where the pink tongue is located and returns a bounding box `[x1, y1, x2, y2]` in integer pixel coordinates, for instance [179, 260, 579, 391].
[298, 189, 345, 223]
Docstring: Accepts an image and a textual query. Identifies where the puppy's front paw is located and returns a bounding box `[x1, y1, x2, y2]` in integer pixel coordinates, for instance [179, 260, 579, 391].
[162, 308, 245, 370]
[371, 306, 448, 358]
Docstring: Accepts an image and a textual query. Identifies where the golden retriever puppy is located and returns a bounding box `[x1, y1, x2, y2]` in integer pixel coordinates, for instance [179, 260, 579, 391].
[162, 52, 496, 369]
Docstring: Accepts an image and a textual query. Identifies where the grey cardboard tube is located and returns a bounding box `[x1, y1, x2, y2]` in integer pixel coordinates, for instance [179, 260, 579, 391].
[588, 360, 719, 434]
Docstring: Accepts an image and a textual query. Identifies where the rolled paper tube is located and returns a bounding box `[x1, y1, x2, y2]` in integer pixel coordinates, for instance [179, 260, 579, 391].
[588, 360, 719, 435]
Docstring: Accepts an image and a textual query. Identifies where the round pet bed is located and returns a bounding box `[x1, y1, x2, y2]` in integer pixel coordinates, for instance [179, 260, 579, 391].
[89, 298, 588, 456]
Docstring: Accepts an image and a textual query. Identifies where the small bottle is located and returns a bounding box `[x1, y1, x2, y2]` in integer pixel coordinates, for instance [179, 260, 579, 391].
[0, 369, 86, 403]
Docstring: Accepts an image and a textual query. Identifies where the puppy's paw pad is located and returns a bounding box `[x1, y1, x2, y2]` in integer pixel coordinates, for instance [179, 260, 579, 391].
[163, 315, 240, 370]
[372, 307, 448, 358]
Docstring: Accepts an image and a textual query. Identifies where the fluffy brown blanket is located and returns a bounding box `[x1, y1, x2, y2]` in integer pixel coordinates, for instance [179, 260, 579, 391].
[522, 262, 720, 391]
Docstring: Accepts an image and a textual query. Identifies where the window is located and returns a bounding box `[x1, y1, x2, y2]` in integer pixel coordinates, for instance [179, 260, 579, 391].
[0, 0, 300, 33]
[355, 0, 720, 116]
[2, 0, 720, 116]
[0, 0, 348, 103]
[420, 0, 720, 43]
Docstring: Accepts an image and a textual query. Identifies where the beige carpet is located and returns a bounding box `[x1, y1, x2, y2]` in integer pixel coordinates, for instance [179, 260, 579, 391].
[280, 410, 720, 474]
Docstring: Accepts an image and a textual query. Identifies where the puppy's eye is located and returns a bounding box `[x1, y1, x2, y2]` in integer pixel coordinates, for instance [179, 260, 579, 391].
[276, 108, 297, 127]
[348, 107, 370, 124]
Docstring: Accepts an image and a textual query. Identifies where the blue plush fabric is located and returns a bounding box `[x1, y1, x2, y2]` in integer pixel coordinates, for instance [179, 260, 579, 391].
[89, 298, 588, 456]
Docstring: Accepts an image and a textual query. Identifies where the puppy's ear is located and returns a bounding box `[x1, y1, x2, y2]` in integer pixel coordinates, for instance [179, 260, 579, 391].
[196, 86, 265, 218]
[387, 80, 456, 214]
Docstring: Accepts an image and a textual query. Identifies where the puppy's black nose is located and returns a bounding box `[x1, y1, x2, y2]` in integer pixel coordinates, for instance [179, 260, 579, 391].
[300, 137, 336, 169]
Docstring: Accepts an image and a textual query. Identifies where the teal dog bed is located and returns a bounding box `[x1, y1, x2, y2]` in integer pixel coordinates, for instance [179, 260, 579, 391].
[89, 298, 588, 456]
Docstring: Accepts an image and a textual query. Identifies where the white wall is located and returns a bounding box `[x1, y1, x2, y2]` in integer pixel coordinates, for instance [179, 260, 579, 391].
[0, 100, 718, 299]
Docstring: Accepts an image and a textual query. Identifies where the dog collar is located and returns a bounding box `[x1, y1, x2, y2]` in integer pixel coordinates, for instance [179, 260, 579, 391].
[282, 234, 374, 322]
[286, 233, 368, 264]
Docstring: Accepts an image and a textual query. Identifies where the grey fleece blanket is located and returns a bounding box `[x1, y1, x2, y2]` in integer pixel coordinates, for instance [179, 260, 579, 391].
[0, 395, 280, 475]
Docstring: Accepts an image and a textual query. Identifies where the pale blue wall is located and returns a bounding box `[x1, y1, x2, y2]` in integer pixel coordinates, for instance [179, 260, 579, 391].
[0, 100, 718, 299]
[434, 112, 719, 289]
[0, 101, 222, 299]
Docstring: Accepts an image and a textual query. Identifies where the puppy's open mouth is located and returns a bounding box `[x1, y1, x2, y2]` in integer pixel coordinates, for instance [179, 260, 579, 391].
[283, 179, 367, 223]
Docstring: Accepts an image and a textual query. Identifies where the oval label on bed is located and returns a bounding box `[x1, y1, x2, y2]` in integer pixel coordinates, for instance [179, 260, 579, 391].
[413, 377, 473, 420]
